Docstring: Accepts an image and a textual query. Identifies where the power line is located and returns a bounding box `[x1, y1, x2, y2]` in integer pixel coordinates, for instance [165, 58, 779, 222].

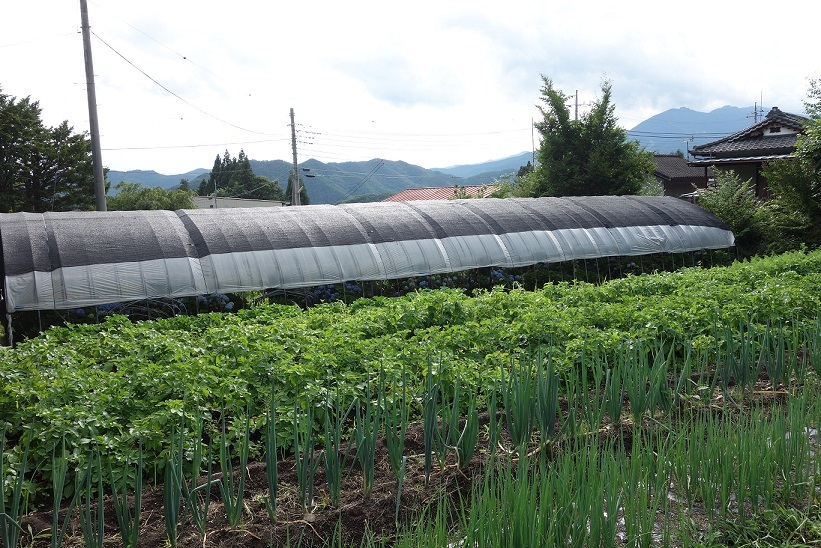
[103, 138, 288, 151]
[91, 30, 278, 137]
[89, 0, 221, 80]
[335, 160, 385, 203]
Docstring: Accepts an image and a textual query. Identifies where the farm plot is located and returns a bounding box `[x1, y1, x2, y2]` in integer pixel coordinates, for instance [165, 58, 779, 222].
[2, 249, 821, 546]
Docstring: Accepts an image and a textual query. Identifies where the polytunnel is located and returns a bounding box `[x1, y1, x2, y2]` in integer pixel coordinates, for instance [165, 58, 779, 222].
[0, 196, 734, 314]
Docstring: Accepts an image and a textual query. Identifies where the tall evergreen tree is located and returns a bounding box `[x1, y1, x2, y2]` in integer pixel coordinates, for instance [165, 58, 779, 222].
[0, 89, 96, 212]
[528, 77, 653, 197]
[197, 149, 284, 201]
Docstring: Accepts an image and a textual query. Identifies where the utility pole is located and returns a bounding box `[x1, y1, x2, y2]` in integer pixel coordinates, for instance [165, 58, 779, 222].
[79, 0, 106, 211]
[289, 108, 301, 206]
[575, 90, 579, 122]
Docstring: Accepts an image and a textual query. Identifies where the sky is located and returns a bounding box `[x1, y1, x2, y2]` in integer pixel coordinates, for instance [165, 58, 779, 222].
[1, 0, 819, 176]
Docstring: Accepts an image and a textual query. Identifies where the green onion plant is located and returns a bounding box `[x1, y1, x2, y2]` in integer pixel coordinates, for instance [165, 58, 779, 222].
[50, 439, 79, 548]
[1, 426, 29, 548]
[220, 407, 250, 527]
[78, 447, 105, 548]
[501, 358, 535, 456]
[163, 424, 185, 548]
[422, 359, 439, 484]
[353, 383, 380, 498]
[109, 440, 142, 548]
[264, 387, 278, 521]
[382, 367, 409, 479]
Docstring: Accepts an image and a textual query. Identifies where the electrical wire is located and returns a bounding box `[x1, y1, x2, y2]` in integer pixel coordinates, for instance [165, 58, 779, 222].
[91, 30, 279, 137]
[103, 138, 288, 151]
[335, 160, 385, 203]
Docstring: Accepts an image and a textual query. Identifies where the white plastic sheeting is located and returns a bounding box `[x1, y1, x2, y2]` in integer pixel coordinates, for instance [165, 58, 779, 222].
[0, 196, 734, 312]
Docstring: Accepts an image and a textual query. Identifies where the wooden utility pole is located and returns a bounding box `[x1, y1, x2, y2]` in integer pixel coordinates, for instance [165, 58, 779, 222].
[79, 0, 107, 211]
[290, 108, 301, 205]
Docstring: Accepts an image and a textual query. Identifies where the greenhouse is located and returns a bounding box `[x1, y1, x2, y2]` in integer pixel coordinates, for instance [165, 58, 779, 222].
[0, 196, 734, 314]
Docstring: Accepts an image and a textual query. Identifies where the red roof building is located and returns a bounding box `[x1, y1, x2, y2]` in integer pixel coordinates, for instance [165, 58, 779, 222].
[382, 184, 499, 202]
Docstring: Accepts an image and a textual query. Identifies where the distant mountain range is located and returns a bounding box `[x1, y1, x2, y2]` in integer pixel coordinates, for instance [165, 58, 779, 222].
[107, 153, 533, 204]
[107, 105, 779, 204]
[627, 105, 763, 156]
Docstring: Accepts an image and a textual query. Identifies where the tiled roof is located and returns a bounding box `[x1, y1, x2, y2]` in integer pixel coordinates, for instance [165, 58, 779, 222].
[691, 107, 806, 158]
[693, 134, 798, 156]
[689, 153, 793, 166]
[651, 154, 710, 181]
[382, 185, 499, 202]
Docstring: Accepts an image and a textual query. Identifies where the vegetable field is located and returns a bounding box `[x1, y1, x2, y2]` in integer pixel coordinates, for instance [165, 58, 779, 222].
[2, 249, 821, 546]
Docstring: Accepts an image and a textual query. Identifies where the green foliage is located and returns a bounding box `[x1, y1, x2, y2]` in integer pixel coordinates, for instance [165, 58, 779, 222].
[50, 439, 79, 548]
[637, 175, 665, 196]
[198, 149, 285, 201]
[78, 447, 105, 548]
[698, 169, 770, 255]
[0, 88, 96, 213]
[516, 161, 534, 179]
[757, 78, 821, 250]
[1, 426, 28, 548]
[109, 441, 142, 548]
[220, 410, 250, 527]
[107, 182, 195, 211]
[353, 383, 380, 498]
[528, 76, 654, 197]
[761, 157, 817, 251]
[264, 387, 278, 520]
[292, 400, 319, 514]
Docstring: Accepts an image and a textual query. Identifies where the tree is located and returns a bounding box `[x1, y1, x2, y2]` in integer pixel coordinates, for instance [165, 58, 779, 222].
[197, 149, 285, 201]
[285, 172, 310, 205]
[698, 170, 769, 256]
[0, 88, 96, 213]
[760, 77, 821, 249]
[529, 76, 654, 197]
[516, 161, 534, 179]
[107, 182, 195, 211]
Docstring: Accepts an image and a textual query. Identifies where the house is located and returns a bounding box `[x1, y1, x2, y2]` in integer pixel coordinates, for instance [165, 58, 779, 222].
[651, 154, 712, 198]
[689, 107, 807, 197]
[382, 184, 499, 202]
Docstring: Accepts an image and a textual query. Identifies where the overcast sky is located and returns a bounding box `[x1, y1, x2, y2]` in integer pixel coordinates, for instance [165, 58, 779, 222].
[2, 0, 819, 175]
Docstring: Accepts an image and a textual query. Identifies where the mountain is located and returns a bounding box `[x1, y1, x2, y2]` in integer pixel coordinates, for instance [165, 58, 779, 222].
[248, 158, 458, 204]
[190, 157, 521, 204]
[109, 153, 533, 204]
[432, 151, 533, 179]
[106, 168, 210, 189]
[627, 106, 759, 156]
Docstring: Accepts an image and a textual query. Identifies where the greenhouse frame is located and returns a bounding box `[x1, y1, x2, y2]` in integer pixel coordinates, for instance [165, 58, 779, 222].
[0, 196, 734, 314]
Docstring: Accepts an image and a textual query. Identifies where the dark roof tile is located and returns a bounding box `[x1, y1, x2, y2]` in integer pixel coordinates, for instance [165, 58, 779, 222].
[652, 154, 710, 181]
[691, 107, 806, 157]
